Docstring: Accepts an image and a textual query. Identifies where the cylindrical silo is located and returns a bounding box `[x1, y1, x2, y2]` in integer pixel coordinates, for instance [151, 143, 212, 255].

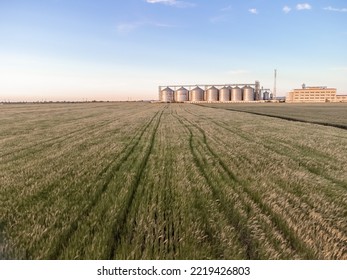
[242, 86, 255, 101]
[160, 87, 174, 102]
[219, 86, 231, 102]
[231, 86, 242, 101]
[263, 91, 270, 100]
[175, 87, 188, 102]
[206, 86, 219, 102]
[190, 86, 204, 102]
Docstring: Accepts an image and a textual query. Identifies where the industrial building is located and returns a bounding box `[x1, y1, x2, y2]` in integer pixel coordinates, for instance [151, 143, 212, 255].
[286, 84, 347, 103]
[159, 81, 273, 103]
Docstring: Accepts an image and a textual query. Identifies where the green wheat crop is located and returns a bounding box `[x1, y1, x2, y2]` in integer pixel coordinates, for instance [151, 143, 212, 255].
[0, 102, 346, 259]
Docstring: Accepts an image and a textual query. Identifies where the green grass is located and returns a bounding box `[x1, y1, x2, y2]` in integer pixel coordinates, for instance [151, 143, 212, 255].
[0, 102, 346, 260]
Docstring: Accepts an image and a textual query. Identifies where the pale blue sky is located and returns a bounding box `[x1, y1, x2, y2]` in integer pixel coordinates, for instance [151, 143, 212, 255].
[0, 0, 346, 101]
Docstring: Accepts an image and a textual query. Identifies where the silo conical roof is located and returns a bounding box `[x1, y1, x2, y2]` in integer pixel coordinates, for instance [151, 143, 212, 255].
[162, 87, 173, 92]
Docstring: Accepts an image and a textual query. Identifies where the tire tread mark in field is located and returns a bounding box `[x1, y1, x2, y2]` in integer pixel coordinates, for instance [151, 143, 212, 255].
[170, 109, 230, 259]
[177, 106, 316, 259]
[265, 139, 347, 190]
[108, 108, 164, 259]
[182, 106, 318, 258]
[5, 108, 163, 219]
[159, 111, 178, 258]
[171, 110, 253, 259]
[196, 104, 347, 130]
[186, 107, 347, 226]
[45, 109, 163, 259]
[185, 106, 347, 191]
[183, 106, 347, 257]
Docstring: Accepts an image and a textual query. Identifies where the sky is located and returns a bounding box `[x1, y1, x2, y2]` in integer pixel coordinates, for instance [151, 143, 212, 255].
[0, 0, 346, 101]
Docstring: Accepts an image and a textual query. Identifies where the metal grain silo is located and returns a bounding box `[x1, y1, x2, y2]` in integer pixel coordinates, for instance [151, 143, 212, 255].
[190, 86, 204, 102]
[160, 87, 174, 102]
[242, 86, 255, 101]
[206, 86, 219, 102]
[263, 91, 270, 100]
[219, 86, 231, 102]
[231, 86, 242, 101]
[175, 87, 188, 102]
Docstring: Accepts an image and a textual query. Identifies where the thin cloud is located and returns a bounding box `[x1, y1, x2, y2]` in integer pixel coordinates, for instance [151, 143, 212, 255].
[146, 0, 195, 8]
[283, 6, 291, 13]
[296, 3, 312, 10]
[249, 8, 258, 14]
[324, 6, 347, 12]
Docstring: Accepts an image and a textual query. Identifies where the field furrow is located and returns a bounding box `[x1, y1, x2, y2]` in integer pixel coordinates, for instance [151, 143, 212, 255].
[174, 107, 309, 259]
[180, 104, 346, 259]
[1, 102, 346, 260]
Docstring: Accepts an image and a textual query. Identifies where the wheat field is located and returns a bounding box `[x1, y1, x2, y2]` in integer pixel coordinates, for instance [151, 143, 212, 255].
[0, 102, 346, 260]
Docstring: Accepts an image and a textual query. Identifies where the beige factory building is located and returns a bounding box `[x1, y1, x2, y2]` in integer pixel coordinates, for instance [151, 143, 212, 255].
[287, 85, 347, 103]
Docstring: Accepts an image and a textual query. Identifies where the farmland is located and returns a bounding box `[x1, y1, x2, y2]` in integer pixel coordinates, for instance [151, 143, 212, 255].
[199, 103, 347, 129]
[0, 102, 346, 260]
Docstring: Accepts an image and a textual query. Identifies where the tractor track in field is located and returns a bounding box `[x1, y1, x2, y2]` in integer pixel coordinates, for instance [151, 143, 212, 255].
[196, 104, 347, 130]
[185, 106, 347, 193]
[44, 107, 165, 259]
[3, 103, 346, 260]
[5, 110, 160, 213]
[108, 107, 164, 259]
[183, 105, 347, 231]
[174, 105, 316, 259]
[172, 109, 257, 259]
[181, 106, 347, 254]
[152, 109, 178, 258]
[170, 110, 231, 258]
[162, 142, 178, 258]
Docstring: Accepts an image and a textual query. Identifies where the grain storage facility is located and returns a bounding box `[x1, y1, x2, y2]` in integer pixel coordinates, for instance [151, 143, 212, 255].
[231, 86, 242, 101]
[242, 86, 255, 101]
[219, 86, 231, 102]
[190, 87, 204, 102]
[158, 81, 267, 103]
[174, 87, 189, 102]
[160, 87, 174, 102]
[206, 86, 219, 102]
